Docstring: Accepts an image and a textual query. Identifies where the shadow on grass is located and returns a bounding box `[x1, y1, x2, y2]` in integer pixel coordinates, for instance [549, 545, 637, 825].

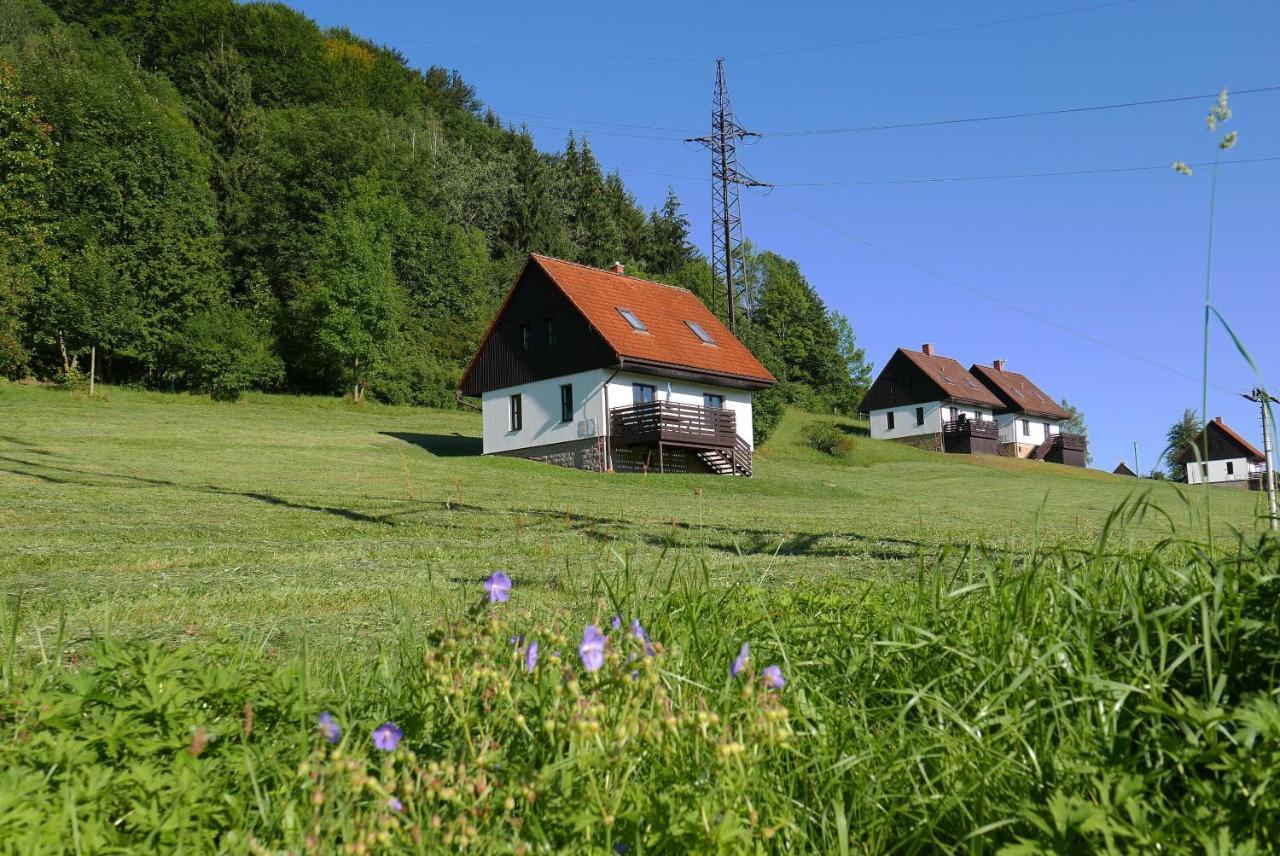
[382, 432, 481, 458]
[835, 422, 870, 438]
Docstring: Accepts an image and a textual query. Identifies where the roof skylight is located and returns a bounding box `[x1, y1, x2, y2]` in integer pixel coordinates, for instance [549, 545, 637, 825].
[685, 320, 715, 344]
[617, 308, 647, 332]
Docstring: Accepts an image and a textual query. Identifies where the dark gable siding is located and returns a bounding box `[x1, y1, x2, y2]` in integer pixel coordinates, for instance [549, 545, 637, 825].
[860, 351, 945, 412]
[1206, 422, 1258, 461]
[460, 264, 617, 396]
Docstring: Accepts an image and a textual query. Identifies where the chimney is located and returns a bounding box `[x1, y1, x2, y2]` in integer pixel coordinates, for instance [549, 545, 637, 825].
[609, 261, 625, 275]
[1214, 416, 1223, 424]
[993, 359, 1006, 372]
[921, 343, 934, 356]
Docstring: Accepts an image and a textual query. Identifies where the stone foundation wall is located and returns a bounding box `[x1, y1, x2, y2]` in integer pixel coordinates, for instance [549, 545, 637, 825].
[889, 432, 943, 453]
[496, 438, 603, 471]
[1000, 442, 1036, 459]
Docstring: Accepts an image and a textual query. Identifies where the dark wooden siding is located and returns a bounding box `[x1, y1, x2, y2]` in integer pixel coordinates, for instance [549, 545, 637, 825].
[460, 265, 617, 396]
[860, 351, 944, 412]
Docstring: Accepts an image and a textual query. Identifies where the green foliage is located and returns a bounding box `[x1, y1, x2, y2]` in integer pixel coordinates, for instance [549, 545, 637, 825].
[7, 0, 870, 414]
[176, 306, 282, 400]
[1166, 407, 1203, 481]
[3, 513, 1278, 852]
[1059, 397, 1092, 464]
[750, 384, 786, 447]
[801, 420, 854, 456]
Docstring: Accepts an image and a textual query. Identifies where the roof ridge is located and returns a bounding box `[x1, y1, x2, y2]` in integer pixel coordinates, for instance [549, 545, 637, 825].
[531, 253, 694, 295]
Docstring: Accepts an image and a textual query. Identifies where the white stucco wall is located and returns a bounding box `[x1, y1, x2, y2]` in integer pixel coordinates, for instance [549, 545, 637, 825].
[1186, 457, 1251, 485]
[995, 414, 1062, 446]
[481, 369, 757, 453]
[481, 369, 609, 454]
[606, 372, 755, 448]
[868, 402, 995, 440]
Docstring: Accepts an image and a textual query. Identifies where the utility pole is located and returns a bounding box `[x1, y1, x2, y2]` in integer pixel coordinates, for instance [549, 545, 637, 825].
[687, 58, 770, 332]
[1243, 387, 1279, 531]
[1133, 441, 1139, 478]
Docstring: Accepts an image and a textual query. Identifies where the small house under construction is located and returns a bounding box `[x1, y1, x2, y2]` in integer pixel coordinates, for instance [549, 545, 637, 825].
[459, 254, 776, 476]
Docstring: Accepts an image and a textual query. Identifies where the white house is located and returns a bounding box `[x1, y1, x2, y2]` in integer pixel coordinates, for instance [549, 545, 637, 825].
[459, 254, 776, 475]
[860, 345, 1004, 454]
[1176, 417, 1266, 488]
[969, 360, 1085, 466]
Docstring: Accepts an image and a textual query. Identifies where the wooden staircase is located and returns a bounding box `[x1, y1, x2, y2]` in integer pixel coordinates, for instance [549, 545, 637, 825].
[1028, 436, 1056, 461]
[696, 436, 753, 477]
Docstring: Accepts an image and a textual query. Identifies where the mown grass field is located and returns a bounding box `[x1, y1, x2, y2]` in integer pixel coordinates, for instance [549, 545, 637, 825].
[1, 382, 1261, 655]
[3, 383, 1278, 853]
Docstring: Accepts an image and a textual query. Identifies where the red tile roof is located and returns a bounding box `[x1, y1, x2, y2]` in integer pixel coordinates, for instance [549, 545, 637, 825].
[528, 254, 775, 385]
[895, 348, 1004, 409]
[969, 363, 1070, 421]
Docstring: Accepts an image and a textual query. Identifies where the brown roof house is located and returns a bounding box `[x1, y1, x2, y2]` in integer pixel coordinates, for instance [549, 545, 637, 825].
[1113, 461, 1138, 477]
[969, 360, 1087, 467]
[860, 345, 1003, 455]
[459, 254, 775, 476]
[1174, 416, 1266, 488]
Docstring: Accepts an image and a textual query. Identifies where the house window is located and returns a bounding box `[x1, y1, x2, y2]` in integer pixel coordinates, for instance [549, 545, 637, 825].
[1226, 461, 1234, 475]
[520, 323, 531, 353]
[704, 393, 724, 409]
[633, 383, 655, 404]
[915, 406, 925, 426]
[560, 384, 573, 423]
[685, 321, 715, 344]
[509, 394, 523, 431]
[617, 308, 647, 331]
[546, 318, 557, 347]
[1020, 419, 1031, 437]
[1201, 463, 1209, 479]
[949, 407, 959, 421]
[886, 411, 896, 431]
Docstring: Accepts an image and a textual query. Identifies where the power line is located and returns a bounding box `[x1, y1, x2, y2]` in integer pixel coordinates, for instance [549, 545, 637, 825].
[768, 196, 1239, 395]
[764, 85, 1280, 137]
[617, 155, 1280, 187]
[727, 0, 1143, 60]
[492, 111, 699, 135]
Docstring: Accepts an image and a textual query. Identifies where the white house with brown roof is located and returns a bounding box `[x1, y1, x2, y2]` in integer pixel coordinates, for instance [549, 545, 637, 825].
[1176, 417, 1266, 488]
[969, 360, 1083, 464]
[860, 344, 1003, 454]
[458, 254, 776, 476]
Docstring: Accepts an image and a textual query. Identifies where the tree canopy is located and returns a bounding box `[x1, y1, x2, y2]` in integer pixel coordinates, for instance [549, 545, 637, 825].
[1, 0, 869, 442]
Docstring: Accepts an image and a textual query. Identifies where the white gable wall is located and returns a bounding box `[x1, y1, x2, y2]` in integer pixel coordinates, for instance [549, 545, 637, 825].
[868, 401, 996, 440]
[995, 413, 1062, 446]
[1186, 457, 1251, 485]
[481, 368, 609, 454]
[607, 371, 755, 448]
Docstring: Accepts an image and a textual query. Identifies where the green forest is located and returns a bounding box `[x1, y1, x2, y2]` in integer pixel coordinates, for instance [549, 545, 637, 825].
[0, 0, 870, 438]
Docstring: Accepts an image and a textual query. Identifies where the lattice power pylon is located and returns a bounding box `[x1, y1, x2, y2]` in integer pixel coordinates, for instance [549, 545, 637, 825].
[687, 58, 770, 332]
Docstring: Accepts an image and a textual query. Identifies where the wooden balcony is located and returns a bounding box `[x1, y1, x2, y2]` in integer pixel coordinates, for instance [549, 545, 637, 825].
[610, 401, 750, 475]
[611, 401, 737, 449]
[942, 417, 1000, 455]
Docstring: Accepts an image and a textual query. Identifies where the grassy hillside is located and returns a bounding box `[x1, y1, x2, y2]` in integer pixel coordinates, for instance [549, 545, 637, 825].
[3, 383, 1278, 853]
[1, 383, 1263, 653]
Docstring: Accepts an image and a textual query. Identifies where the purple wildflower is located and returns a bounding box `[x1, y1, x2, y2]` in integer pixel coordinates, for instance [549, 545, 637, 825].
[387, 797, 403, 812]
[611, 615, 622, 630]
[483, 571, 512, 603]
[510, 634, 524, 646]
[762, 664, 786, 690]
[631, 619, 655, 656]
[579, 624, 607, 673]
[525, 640, 539, 673]
[373, 721, 403, 751]
[731, 642, 750, 678]
[317, 711, 341, 744]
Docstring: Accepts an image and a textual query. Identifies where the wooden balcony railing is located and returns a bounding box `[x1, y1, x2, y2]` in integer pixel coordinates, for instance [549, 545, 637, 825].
[942, 418, 1000, 439]
[942, 417, 1000, 455]
[610, 401, 737, 450]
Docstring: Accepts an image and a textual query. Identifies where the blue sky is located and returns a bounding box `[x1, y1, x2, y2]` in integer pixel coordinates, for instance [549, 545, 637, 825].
[293, 0, 1279, 473]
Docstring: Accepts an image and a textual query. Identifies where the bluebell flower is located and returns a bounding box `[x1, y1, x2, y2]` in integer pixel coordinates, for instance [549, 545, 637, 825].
[373, 721, 403, 751]
[510, 634, 524, 646]
[317, 711, 341, 744]
[611, 615, 622, 630]
[762, 664, 785, 690]
[387, 797, 403, 812]
[525, 640, 539, 673]
[731, 642, 750, 678]
[579, 624, 607, 672]
[483, 571, 512, 603]
[631, 619, 655, 656]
